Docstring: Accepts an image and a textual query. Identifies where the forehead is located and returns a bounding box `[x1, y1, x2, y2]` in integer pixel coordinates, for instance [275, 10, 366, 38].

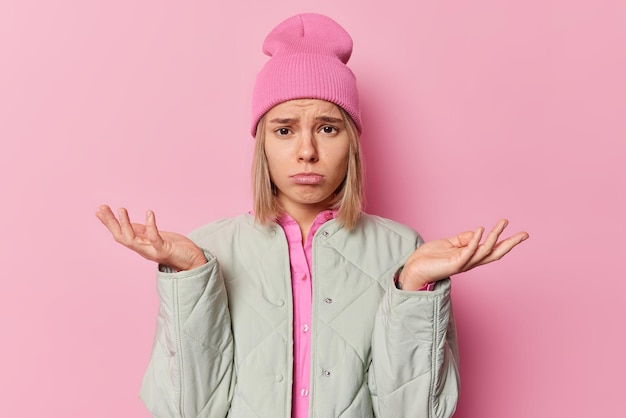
[266, 99, 342, 119]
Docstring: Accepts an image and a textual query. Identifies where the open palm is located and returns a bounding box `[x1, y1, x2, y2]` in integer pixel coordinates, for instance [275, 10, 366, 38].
[399, 219, 529, 290]
[96, 205, 207, 271]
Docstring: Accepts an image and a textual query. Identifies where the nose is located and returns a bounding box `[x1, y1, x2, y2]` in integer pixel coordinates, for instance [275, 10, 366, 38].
[297, 132, 319, 163]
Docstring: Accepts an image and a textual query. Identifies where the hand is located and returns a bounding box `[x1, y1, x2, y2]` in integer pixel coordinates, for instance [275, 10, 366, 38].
[398, 219, 529, 290]
[95, 205, 207, 271]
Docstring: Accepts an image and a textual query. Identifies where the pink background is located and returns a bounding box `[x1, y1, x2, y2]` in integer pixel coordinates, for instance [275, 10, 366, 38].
[1, 0, 624, 416]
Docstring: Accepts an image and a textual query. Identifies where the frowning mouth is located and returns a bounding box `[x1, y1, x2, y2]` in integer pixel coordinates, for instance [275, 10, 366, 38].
[290, 172, 324, 184]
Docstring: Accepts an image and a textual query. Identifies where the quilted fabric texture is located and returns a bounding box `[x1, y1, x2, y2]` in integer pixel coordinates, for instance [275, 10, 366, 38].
[140, 213, 459, 418]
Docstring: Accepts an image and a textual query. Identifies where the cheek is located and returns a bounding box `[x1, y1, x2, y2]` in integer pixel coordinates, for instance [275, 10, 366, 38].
[332, 146, 350, 170]
[326, 153, 349, 181]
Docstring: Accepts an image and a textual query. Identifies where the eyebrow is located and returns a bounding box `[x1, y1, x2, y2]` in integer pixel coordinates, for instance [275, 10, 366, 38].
[317, 116, 344, 124]
[268, 116, 344, 124]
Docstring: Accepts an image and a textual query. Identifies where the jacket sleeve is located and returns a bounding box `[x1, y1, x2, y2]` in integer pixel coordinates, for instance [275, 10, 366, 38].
[369, 278, 460, 418]
[139, 253, 235, 418]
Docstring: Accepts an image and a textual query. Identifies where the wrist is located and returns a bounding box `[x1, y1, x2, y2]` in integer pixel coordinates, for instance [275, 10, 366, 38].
[394, 267, 430, 291]
[168, 252, 208, 272]
[184, 255, 208, 271]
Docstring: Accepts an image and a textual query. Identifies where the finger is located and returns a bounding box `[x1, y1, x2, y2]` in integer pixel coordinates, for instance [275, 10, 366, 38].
[452, 230, 478, 247]
[117, 207, 136, 242]
[468, 231, 529, 268]
[456, 226, 484, 266]
[95, 204, 112, 218]
[145, 210, 164, 248]
[484, 219, 509, 248]
[95, 205, 123, 239]
[469, 226, 484, 250]
[464, 219, 509, 268]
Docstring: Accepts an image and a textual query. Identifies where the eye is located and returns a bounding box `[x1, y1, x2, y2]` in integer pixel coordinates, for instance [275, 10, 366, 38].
[320, 125, 338, 135]
[275, 127, 292, 136]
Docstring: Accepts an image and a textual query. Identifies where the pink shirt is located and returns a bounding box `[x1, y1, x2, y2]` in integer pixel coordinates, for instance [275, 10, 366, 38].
[277, 210, 336, 418]
[277, 210, 431, 418]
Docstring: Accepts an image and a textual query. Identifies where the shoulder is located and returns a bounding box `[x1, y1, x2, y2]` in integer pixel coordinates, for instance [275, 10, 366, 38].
[353, 213, 423, 244]
[317, 213, 422, 284]
[323, 213, 423, 264]
[188, 213, 275, 246]
[187, 213, 287, 276]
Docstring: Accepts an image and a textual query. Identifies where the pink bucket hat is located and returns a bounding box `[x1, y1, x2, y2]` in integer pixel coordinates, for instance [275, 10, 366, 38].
[251, 13, 362, 136]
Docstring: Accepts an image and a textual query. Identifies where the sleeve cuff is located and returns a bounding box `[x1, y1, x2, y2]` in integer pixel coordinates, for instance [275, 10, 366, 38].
[393, 266, 435, 291]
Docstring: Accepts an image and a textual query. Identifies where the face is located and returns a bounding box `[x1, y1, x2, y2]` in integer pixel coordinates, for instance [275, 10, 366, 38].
[263, 99, 350, 216]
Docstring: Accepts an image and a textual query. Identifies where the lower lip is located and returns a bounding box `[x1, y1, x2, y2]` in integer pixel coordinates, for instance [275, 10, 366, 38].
[291, 174, 324, 185]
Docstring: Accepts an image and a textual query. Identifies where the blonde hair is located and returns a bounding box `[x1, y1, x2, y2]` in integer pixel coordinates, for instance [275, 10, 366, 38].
[252, 107, 363, 230]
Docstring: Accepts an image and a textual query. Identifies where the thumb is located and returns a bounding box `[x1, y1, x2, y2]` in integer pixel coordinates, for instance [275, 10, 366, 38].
[145, 210, 165, 249]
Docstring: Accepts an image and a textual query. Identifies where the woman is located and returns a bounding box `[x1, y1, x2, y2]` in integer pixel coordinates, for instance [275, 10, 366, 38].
[96, 13, 528, 418]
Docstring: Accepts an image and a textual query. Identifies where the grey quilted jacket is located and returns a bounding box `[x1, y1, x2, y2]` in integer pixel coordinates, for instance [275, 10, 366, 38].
[140, 213, 459, 417]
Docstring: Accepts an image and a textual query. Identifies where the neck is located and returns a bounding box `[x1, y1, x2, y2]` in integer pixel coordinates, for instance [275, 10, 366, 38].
[280, 203, 328, 245]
